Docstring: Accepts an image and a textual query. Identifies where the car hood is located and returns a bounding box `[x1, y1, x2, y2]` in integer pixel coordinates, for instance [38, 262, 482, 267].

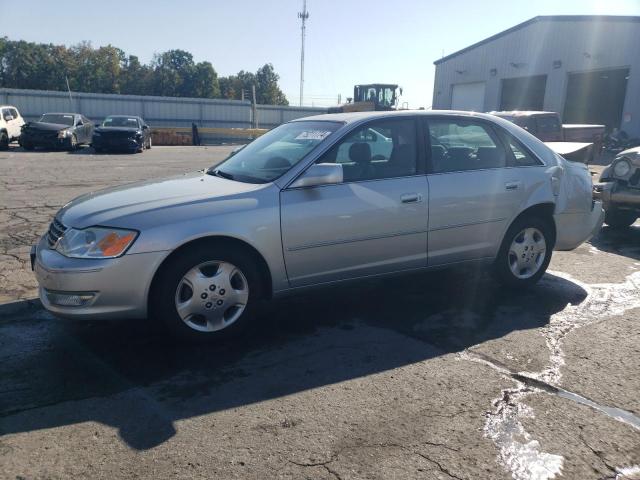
[25, 122, 71, 131]
[58, 171, 266, 229]
[95, 126, 139, 134]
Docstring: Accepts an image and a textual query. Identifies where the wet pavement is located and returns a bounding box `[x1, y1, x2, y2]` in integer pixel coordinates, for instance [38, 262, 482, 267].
[1, 146, 639, 479]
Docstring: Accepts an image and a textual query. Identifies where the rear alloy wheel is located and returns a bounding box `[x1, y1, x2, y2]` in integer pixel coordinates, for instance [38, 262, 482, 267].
[151, 244, 263, 341]
[604, 208, 637, 229]
[494, 216, 554, 287]
[0, 131, 8, 150]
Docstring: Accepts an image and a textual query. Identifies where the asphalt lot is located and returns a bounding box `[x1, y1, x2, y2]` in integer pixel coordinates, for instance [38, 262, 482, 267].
[1, 145, 639, 480]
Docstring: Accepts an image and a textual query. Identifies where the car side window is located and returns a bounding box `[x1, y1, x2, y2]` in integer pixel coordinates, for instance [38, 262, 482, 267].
[427, 119, 506, 173]
[499, 131, 543, 167]
[317, 119, 417, 182]
[9, 108, 19, 118]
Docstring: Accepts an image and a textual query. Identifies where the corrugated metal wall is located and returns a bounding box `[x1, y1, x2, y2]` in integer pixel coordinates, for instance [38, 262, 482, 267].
[432, 17, 640, 136]
[0, 88, 327, 129]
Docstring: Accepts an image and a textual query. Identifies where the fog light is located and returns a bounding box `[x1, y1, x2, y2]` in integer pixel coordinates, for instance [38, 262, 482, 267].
[45, 290, 95, 307]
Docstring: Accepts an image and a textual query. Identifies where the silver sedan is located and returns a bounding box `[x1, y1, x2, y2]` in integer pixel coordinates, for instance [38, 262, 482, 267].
[32, 111, 604, 340]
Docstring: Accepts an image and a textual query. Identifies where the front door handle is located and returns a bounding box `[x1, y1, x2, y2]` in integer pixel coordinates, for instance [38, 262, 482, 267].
[401, 193, 423, 203]
[505, 181, 522, 191]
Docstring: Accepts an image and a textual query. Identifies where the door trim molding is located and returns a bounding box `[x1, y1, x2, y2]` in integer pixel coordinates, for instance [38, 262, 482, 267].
[286, 228, 430, 252]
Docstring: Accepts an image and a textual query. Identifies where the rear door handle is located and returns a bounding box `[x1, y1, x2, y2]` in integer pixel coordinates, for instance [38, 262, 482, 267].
[505, 181, 522, 191]
[401, 193, 423, 203]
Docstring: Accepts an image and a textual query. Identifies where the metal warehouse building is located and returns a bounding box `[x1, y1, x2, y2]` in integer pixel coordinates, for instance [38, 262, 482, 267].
[432, 15, 640, 136]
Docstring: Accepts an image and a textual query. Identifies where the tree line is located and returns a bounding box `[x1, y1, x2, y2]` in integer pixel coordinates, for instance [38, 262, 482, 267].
[0, 38, 289, 105]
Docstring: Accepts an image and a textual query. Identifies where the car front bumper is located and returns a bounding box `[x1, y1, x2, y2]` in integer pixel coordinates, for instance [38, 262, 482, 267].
[32, 235, 167, 320]
[593, 182, 640, 211]
[21, 134, 74, 149]
[553, 200, 605, 251]
[93, 136, 141, 150]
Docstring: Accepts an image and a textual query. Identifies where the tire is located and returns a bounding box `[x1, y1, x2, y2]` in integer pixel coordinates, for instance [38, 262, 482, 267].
[604, 209, 637, 229]
[150, 242, 264, 342]
[21, 142, 34, 151]
[494, 215, 554, 288]
[0, 131, 8, 150]
[147, 136, 152, 149]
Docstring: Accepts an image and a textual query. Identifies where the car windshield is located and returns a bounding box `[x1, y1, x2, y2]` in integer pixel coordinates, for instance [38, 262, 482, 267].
[210, 121, 342, 183]
[103, 116, 139, 128]
[39, 114, 74, 126]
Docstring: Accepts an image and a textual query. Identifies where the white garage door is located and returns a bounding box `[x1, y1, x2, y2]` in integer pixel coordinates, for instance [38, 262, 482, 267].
[451, 82, 486, 112]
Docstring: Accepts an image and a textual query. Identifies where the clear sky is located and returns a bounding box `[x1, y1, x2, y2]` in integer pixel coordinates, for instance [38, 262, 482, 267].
[1, 0, 638, 108]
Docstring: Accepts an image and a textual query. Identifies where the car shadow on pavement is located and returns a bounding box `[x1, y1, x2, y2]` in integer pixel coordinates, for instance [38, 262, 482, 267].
[590, 224, 640, 260]
[0, 269, 587, 450]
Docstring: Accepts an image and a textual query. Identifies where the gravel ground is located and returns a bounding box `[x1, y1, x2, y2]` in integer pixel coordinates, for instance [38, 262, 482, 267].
[1, 145, 639, 480]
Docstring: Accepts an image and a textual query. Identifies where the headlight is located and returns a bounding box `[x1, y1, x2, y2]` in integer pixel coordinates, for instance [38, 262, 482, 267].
[613, 159, 631, 177]
[55, 227, 138, 258]
[57, 129, 71, 139]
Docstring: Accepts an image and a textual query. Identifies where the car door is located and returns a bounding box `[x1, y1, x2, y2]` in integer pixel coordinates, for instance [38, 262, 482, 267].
[280, 117, 429, 287]
[424, 117, 525, 266]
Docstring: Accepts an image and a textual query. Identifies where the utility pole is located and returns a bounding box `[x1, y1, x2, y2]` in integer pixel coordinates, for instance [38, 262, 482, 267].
[251, 84, 258, 129]
[65, 76, 73, 110]
[298, 0, 309, 107]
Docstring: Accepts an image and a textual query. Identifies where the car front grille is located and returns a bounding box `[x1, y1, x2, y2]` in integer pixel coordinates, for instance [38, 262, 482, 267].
[46, 218, 67, 247]
[103, 131, 135, 140]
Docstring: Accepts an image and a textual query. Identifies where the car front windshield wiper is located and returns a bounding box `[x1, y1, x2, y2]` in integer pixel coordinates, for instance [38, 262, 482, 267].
[209, 169, 235, 180]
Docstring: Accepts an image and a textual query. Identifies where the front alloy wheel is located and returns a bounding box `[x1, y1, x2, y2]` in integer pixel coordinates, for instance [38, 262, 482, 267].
[151, 243, 263, 341]
[175, 261, 249, 332]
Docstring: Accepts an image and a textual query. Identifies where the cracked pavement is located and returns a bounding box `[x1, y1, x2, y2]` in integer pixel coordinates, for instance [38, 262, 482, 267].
[1, 146, 639, 479]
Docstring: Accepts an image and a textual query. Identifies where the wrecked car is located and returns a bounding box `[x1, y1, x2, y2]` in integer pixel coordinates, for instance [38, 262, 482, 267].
[92, 115, 152, 153]
[32, 111, 603, 341]
[20, 113, 94, 151]
[593, 146, 640, 228]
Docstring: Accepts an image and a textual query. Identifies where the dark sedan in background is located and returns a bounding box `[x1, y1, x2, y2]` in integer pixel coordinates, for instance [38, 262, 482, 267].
[92, 115, 151, 153]
[20, 113, 94, 151]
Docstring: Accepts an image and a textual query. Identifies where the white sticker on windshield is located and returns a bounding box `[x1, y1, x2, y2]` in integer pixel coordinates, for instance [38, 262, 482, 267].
[295, 130, 332, 141]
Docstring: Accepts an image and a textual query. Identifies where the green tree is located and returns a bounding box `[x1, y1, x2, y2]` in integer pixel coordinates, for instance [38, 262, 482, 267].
[0, 38, 289, 105]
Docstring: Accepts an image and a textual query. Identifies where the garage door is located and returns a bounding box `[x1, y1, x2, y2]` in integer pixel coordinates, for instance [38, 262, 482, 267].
[451, 82, 486, 112]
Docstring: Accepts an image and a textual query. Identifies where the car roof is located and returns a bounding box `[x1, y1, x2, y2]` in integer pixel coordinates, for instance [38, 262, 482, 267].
[105, 115, 141, 119]
[490, 111, 557, 117]
[42, 112, 80, 116]
[292, 109, 504, 124]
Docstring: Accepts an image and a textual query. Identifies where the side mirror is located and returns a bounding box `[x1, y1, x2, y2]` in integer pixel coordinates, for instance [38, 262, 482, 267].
[142, 125, 149, 130]
[290, 163, 343, 188]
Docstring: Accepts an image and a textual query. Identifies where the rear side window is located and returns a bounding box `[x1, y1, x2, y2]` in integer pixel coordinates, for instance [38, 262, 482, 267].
[498, 131, 543, 167]
[427, 119, 506, 173]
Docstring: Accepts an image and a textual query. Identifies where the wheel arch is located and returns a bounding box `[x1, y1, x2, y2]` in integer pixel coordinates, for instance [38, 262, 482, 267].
[506, 202, 557, 246]
[147, 235, 274, 314]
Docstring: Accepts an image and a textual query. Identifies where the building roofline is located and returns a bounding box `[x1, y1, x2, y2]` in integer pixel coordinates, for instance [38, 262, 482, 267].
[433, 15, 640, 66]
